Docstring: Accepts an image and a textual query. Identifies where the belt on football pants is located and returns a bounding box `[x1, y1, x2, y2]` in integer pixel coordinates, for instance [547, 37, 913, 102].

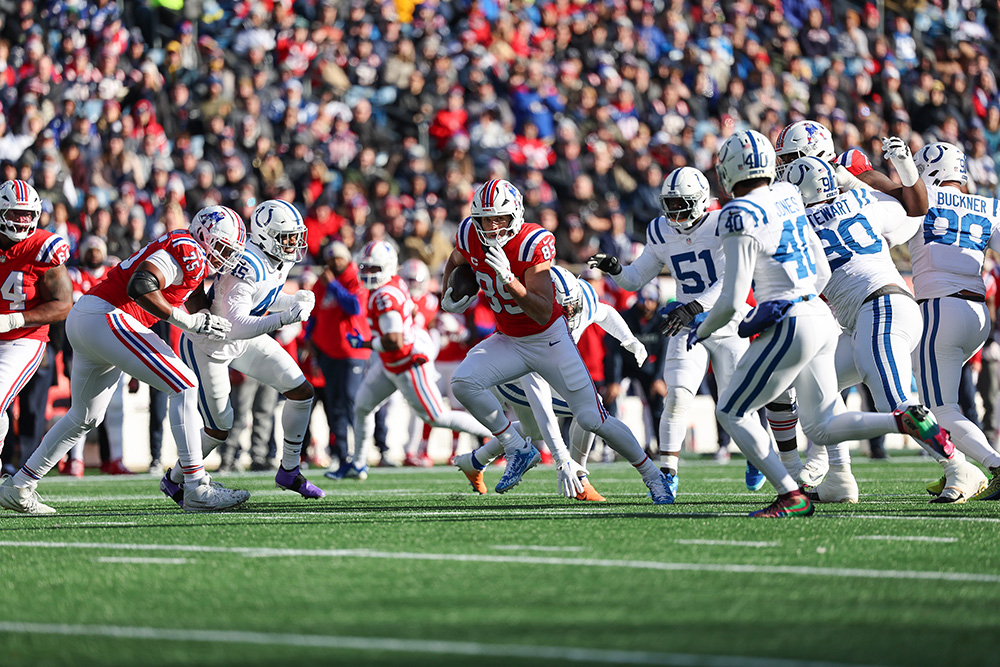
[917, 289, 985, 305]
[862, 284, 914, 305]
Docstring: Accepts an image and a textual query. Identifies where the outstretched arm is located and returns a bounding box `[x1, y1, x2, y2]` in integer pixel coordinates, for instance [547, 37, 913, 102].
[696, 235, 757, 339]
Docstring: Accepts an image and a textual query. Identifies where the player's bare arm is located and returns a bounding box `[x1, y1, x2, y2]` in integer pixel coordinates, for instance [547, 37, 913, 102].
[23, 264, 72, 325]
[440, 248, 468, 291]
[509, 262, 554, 325]
[858, 163, 928, 216]
[184, 282, 211, 314]
[126, 260, 173, 320]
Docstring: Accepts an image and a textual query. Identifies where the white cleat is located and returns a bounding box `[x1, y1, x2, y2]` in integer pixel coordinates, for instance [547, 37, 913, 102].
[805, 466, 858, 503]
[0, 475, 55, 514]
[799, 444, 829, 487]
[183, 476, 250, 512]
[932, 461, 989, 504]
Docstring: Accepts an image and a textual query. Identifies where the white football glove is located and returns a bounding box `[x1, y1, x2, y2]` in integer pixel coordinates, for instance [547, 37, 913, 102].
[484, 245, 515, 285]
[294, 289, 316, 307]
[281, 300, 313, 325]
[833, 163, 864, 192]
[0, 313, 25, 334]
[556, 459, 587, 499]
[441, 286, 475, 313]
[622, 337, 648, 366]
[882, 135, 919, 187]
[168, 307, 231, 340]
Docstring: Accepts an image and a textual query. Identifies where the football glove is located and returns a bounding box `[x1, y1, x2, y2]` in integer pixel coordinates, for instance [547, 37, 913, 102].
[281, 299, 313, 325]
[882, 135, 919, 187]
[622, 337, 648, 366]
[556, 459, 587, 498]
[441, 286, 476, 313]
[587, 253, 622, 275]
[484, 245, 515, 285]
[0, 313, 25, 334]
[346, 328, 365, 349]
[660, 301, 704, 337]
[168, 307, 231, 340]
[294, 289, 316, 306]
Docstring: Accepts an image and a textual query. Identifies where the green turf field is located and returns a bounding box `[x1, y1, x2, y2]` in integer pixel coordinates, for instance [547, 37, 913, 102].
[0, 455, 998, 667]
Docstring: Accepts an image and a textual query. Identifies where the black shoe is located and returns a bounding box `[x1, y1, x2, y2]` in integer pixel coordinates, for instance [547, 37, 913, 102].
[378, 457, 398, 468]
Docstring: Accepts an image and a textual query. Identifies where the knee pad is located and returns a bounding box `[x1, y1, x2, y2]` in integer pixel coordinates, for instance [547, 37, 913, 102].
[215, 403, 235, 432]
[450, 375, 478, 402]
[575, 408, 604, 433]
[799, 422, 833, 446]
[664, 386, 694, 419]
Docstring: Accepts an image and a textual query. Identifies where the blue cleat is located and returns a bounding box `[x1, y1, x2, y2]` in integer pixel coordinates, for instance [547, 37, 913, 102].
[745, 461, 766, 491]
[646, 471, 676, 504]
[341, 463, 368, 481]
[495, 440, 540, 494]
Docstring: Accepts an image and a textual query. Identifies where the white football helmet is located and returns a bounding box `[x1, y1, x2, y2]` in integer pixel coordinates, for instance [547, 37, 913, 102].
[250, 199, 308, 263]
[189, 205, 247, 275]
[914, 142, 968, 187]
[782, 156, 839, 206]
[660, 167, 711, 230]
[358, 240, 398, 290]
[399, 258, 430, 297]
[551, 265, 584, 329]
[470, 179, 524, 247]
[717, 129, 776, 196]
[0, 179, 42, 243]
[774, 120, 836, 177]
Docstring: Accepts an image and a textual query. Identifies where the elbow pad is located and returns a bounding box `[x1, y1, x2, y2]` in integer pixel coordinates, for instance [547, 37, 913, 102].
[127, 270, 161, 299]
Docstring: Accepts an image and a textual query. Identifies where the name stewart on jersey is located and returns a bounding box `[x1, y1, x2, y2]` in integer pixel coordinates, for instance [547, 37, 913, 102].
[368, 274, 422, 374]
[88, 230, 209, 328]
[0, 229, 70, 342]
[455, 218, 563, 337]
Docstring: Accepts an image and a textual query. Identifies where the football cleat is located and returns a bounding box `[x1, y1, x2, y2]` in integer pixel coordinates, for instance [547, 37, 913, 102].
[930, 462, 989, 503]
[575, 477, 606, 502]
[100, 459, 134, 475]
[454, 452, 487, 495]
[538, 447, 554, 466]
[324, 463, 351, 480]
[714, 448, 731, 464]
[183, 477, 250, 512]
[403, 453, 424, 467]
[804, 466, 858, 503]
[745, 462, 767, 491]
[969, 466, 1000, 501]
[645, 471, 675, 504]
[341, 463, 369, 481]
[799, 444, 829, 487]
[62, 458, 85, 478]
[495, 440, 540, 494]
[0, 475, 55, 514]
[750, 490, 814, 518]
[894, 405, 954, 459]
[275, 466, 326, 499]
[160, 469, 184, 508]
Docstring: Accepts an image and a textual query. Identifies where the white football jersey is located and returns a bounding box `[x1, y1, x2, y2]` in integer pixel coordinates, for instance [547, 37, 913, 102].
[716, 182, 822, 303]
[196, 242, 293, 360]
[806, 188, 916, 329]
[909, 185, 1000, 299]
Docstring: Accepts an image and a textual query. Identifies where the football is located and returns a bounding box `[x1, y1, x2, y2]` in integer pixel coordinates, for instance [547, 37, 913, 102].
[448, 263, 480, 299]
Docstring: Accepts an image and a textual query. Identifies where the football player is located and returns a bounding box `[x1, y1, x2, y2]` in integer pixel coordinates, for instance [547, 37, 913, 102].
[588, 167, 794, 499]
[0, 205, 248, 514]
[0, 180, 72, 478]
[454, 265, 648, 500]
[786, 151, 987, 503]
[333, 241, 495, 480]
[690, 129, 953, 518]
[163, 199, 323, 503]
[441, 179, 672, 502]
[774, 120, 928, 217]
[910, 143, 1000, 500]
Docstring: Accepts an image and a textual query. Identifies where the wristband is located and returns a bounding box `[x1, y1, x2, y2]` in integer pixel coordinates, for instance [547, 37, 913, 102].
[895, 158, 920, 188]
[370, 336, 385, 352]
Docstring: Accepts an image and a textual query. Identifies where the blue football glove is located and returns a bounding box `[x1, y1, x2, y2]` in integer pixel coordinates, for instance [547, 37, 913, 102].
[346, 328, 365, 349]
[660, 300, 705, 337]
[686, 327, 705, 351]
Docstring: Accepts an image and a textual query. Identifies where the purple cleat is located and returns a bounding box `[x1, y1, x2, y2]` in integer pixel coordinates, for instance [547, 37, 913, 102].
[276, 466, 326, 499]
[160, 469, 184, 508]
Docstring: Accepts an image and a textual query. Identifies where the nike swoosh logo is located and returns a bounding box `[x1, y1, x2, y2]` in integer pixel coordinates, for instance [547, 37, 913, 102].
[548, 341, 559, 346]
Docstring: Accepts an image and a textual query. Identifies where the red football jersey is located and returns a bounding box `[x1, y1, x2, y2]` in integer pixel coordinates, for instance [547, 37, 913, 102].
[0, 229, 70, 342]
[88, 230, 209, 328]
[412, 292, 439, 331]
[68, 265, 109, 302]
[454, 218, 563, 337]
[367, 275, 424, 374]
[835, 149, 874, 176]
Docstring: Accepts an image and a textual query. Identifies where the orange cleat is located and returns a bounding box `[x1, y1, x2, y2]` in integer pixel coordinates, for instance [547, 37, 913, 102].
[453, 452, 488, 494]
[575, 478, 606, 502]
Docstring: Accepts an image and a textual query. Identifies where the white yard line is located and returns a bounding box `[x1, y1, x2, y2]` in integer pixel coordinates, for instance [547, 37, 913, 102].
[490, 545, 585, 552]
[95, 557, 190, 564]
[0, 621, 885, 667]
[0, 540, 996, 584]
[675, 539, 779, 548]
[853, 535, 958, 543]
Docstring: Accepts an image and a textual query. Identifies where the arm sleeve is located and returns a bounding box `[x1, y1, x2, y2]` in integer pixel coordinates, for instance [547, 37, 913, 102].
[269, 291, 296, 313]
[604, 334, 625, 384]
[878, 202, 922, 246]
[327, 279, 361, 315]
[593, 302, 636, 343]
[146, 250, 183, 286]
[378, 310, 404, 334]
[696, 235, 758, 338]
[805, 224, 831, 294]
[613, 246, 665, 291]
[217, 277, 285, 340]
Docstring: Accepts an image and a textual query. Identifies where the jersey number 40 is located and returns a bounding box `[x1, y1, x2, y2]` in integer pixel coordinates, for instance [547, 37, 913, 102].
[775, 215, 817, 279]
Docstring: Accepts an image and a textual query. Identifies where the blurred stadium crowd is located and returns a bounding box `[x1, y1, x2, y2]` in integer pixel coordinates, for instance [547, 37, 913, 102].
[1, 0, 1000, 470]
